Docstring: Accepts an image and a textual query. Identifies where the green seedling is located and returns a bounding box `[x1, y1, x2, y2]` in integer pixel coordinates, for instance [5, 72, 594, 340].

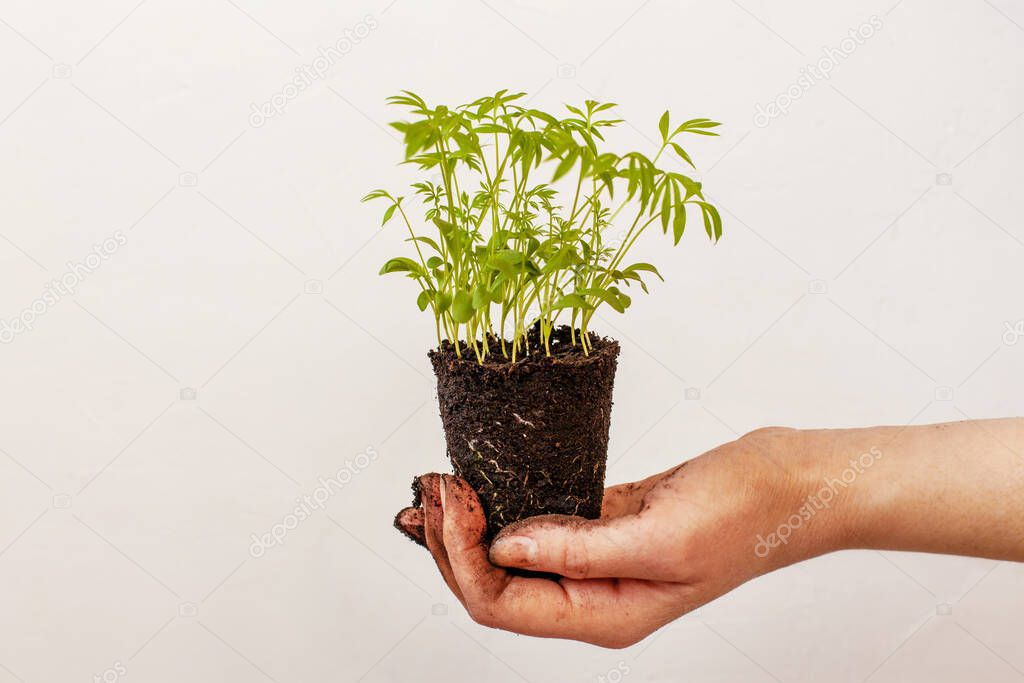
[365, 89, 723, 363]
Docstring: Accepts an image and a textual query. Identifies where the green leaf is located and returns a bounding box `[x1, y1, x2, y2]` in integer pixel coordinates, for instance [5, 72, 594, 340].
[416, 290, 432, 311]
[486, 250, 527, 277]
[471, 283, 490, 309]
[580, 287, 626, 313]
[541, 246, 582, 274]
[673, 119, 722, 137]
[379, 257, 423, 277]
[660, 189, 671, 233]
[488, 280, 504, 304]
[382, 204, 398, 226]
[624, 262, 664, 281]
[435, 291, 452, 313]
[613, 288, 632, 311]
[697, 202, 723, 241]
[362, 189, 390, 202]
[406, 235, 442, 253]
[550, 293, 591, 311]
[474, 124, 508, 134]
[673, 203, 687, 244]
[451, 290, 474, 323]
[552, 148, 578, 182]
[670, 143, 695, 168]
[681, 176, 703, 200]
[565, 104, 586, 118]
[658, 111, 670, 141]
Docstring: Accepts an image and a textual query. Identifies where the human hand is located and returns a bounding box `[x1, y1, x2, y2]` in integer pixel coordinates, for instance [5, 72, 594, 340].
[395, 428, 837, 648]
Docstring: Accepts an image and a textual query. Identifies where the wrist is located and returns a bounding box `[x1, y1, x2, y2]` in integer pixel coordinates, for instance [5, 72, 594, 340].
[787, 428, 887, 554]
[744, 427, 871, 567]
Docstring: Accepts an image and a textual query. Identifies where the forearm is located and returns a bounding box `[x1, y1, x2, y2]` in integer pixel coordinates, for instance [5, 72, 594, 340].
[797, 419, 1024, 561]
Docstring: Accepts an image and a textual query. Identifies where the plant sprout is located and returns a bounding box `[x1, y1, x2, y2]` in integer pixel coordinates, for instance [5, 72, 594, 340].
[365, 89, 723, 364]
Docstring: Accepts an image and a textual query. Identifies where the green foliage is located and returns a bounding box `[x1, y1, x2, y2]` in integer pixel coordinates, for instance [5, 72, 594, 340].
[366, 89, 723, 363]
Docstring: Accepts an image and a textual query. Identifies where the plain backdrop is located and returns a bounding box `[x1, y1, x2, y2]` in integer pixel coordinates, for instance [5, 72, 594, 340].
[1, 0, 1023, 681]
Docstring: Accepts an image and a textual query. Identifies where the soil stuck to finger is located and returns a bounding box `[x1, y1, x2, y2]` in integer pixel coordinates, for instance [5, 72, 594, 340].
[429, 326, 619, 538]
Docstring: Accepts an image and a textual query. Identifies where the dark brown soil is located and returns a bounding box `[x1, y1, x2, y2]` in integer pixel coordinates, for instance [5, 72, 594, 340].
[429, 326, 619, 538]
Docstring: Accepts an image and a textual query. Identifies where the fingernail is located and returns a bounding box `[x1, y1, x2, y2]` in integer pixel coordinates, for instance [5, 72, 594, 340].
[491, 536, 538, 565]
[438, 475, 447, 511]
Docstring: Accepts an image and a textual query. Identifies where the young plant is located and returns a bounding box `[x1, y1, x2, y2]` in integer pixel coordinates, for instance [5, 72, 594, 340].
[365, 89, 722, 364]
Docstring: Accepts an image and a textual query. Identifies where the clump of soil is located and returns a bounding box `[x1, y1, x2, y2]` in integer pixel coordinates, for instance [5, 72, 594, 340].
[429, 326, 619, 538]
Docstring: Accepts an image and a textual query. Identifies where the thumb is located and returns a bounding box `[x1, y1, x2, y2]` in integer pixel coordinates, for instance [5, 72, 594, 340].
[489, 514, 654, 580]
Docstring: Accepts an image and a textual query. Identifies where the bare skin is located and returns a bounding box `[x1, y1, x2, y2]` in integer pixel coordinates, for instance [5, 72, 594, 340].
[395, 419, 1024, 648]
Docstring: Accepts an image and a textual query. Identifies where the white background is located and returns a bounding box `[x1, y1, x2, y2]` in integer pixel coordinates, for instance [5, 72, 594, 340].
[1, 0, 1023, 681]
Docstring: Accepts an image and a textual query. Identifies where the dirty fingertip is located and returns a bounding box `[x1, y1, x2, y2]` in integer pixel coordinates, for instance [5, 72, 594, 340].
[394, 507, 426, 547]
[416, 473, 442, 508]
[394, 506, 423, 525]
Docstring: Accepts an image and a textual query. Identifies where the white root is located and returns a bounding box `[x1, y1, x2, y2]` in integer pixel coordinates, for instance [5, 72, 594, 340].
[512, 412, 536, 428]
